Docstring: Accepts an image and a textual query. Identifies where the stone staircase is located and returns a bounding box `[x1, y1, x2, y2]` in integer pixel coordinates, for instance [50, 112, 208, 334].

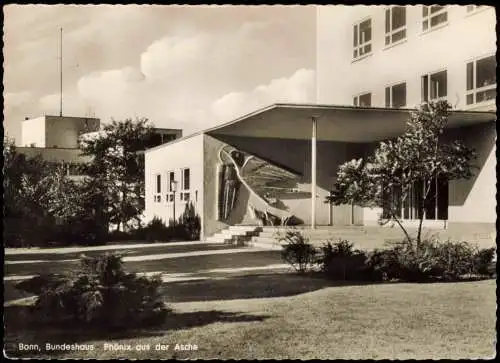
[245, 225, 495, 251]
[207, 224, 496, 251]
[205, 225, 263, 245]
[246, 225, 401, 251]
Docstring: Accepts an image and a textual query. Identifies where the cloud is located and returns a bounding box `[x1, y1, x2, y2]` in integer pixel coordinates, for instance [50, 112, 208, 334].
[4, 91, 32, 109]
[72, 21, 315, 134]
[211, 68, 316, 123]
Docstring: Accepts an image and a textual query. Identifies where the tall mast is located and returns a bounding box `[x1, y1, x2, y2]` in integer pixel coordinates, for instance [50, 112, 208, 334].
[59, 27, 63, 117]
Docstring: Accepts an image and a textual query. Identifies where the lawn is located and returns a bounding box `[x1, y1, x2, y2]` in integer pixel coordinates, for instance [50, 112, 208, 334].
[4, 276, 496, 360]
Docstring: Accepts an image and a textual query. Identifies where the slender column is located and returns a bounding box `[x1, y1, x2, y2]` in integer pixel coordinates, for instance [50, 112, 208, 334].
[311, 117, 317, 230]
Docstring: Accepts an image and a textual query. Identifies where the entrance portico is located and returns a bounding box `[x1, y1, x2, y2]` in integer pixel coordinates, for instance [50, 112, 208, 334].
[204, 103, 495, 231]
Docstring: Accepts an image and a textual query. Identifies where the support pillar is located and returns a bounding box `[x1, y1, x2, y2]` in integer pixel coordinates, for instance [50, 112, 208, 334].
[311, 117, 317, 230]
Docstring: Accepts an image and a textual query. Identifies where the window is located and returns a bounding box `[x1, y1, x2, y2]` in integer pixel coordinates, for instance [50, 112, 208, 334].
[180, 168, 190, 202]
[421, 70, 447, 102]
[154, 174, 161, 203]
[353, 18, 372, 59]
[385, 6, 406, 45]
[422, 6, 447, 31]
[385, 82, 406, 108]
[383, 176, 449, 221]
[166, 171, 175, 203]
[353, 93, 372, 107]
[466, 55, 496, 105]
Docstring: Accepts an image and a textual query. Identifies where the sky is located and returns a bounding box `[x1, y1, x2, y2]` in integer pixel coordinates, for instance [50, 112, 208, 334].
[3, 5, 317, 143]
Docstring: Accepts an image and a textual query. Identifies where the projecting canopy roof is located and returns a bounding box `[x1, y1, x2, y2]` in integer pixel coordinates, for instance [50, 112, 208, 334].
[206, 103, 496, 142]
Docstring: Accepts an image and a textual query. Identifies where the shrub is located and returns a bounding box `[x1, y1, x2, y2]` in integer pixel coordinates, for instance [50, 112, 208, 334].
[278, 230, 317, 273]
[365, 248, 402, 281]
[472, 247, 496, 277]
[318, 239, 379, 281]
[178, 202, 201, 241]
[54, 216, 108, 246]
[17, 253, 170, 329]
[431, 240, 476, 280]
[143, 216, 174, 242]
[366, 238, 497, 282]
[107, 229, 135, 242]
[366, 238, 444, 282]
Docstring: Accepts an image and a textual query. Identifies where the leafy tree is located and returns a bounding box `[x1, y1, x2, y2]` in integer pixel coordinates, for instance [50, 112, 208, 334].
[79, 118, 156, 232]
[327, 101, 476, 248]
[3, 138, 59, 246]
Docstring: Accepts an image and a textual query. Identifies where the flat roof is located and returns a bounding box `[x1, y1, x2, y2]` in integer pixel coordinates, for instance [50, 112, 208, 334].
[145, 103, 496, 152]
[206, 103, 496, 142]
[23, 115, 100, 122]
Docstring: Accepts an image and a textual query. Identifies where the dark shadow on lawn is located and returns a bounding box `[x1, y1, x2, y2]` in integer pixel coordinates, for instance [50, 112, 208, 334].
[160, 271, 496, 303]
[160, 271, 384, 303]
[3, 305, 269, 358]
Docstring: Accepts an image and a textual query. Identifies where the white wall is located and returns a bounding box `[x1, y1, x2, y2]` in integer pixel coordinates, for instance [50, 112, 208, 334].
[449, 143, 496, 223]
[21, 116, 46, 147]
[447, 123, 496, 223]
[317, 5, 496, 110]
[45, 116, 100, 149]
[144, 134, 204, 236]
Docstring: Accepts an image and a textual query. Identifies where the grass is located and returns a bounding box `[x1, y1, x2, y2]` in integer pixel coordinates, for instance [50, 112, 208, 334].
[4, 276, 496, 360]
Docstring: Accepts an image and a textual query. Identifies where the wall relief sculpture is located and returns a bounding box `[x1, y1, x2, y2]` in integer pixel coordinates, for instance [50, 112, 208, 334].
[217, 144, 304, 225]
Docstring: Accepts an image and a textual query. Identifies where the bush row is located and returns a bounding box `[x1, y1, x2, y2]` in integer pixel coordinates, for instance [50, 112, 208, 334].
[5, 203, 201, 248]
[108, 204, 201, 243]
[279, 230, 496, 282]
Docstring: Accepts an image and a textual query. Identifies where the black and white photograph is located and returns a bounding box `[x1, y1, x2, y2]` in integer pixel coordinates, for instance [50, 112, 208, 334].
[2, 4, 497, 360]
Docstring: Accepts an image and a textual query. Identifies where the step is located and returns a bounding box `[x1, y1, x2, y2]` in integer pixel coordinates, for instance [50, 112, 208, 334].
[250, 236, 277, 244]
[220, 232, 259, 241]
[262, 230, 407, 239]
[229, 225, 261, 231]
[257, 230, 372, 238]
[206, 236, 232, 243]
[218, 230, 250, 238]
[247, 241, 284, 251]
[227, 229, 261, 236]
[260, 227, 367, 233]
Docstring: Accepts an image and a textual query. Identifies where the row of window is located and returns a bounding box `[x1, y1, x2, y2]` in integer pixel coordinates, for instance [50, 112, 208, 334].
[353, 55, 496, 108]
[154, 168, 191, 203]
[383, 175, 449, 221]
[354, 5, 487, 60]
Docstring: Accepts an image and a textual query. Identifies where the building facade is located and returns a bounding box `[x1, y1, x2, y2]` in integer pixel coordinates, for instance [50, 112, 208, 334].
[18, 115, 183, 178]
[316, 5, 496, 227]
[144, 5, 496, 240]
[316, 5, 495, 112]
[21, 115, 101, 149]
[18, 115, 101, 177]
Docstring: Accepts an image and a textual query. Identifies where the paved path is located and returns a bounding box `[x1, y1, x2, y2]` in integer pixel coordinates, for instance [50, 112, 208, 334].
[3, 241, 287, 306]
[4, 240, 215, 255]
[4, 247, 276, 265]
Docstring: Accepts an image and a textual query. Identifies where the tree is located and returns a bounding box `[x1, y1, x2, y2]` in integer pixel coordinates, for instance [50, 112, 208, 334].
[327, 101, 477, 249]
[79, 118, 156, 232]
[3, 138, 60, 246]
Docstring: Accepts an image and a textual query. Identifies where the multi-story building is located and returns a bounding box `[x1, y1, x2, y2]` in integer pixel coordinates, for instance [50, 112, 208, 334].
[316, 5, 495, 112]
[144, 5, 496, 242]
[16, 115, 183, 177]
[316, 4, 496, 226]
[17, 115, 101, 176]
